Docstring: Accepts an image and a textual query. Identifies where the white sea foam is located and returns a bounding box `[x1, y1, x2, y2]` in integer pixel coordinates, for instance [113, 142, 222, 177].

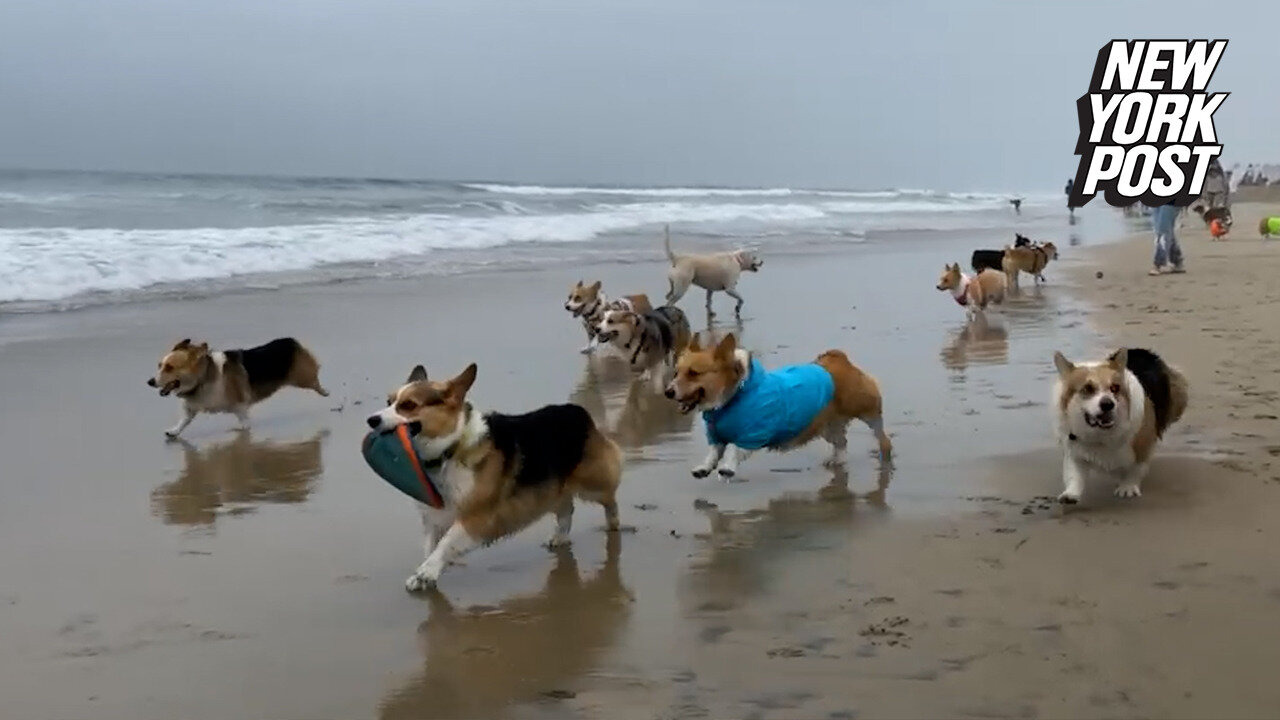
[463, 183, 804, 197]
[0, 183, 1051, 306]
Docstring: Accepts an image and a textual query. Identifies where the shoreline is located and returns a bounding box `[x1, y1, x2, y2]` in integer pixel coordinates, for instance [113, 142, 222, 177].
[4, 203, 1280, 718]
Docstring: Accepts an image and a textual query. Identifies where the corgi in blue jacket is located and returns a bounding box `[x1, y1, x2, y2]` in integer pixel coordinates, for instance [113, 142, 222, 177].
[665, 333, 892, 478]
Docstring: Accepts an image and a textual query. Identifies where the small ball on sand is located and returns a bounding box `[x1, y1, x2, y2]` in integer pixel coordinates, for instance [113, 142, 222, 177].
[1096, 271, 1104, 279]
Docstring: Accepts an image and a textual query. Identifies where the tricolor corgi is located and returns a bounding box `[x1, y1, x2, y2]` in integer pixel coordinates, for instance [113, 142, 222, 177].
[664, 333, 891, 479]
[597, 305, 692, 392]
[367, 363, 622, 591]
[1052, 348, 1188, 504]
[147, 337, 328, 438]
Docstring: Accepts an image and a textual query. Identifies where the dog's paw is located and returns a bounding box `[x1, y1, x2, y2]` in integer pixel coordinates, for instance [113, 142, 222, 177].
[822, 455, 847, 469]
[1057, 491, 1080, 505]
[691, 466, 713, 478]
[163, 429, 182, 440]
[404, 572, 437, 593]
[579, 345, 594, 355]
[1114, 483, 1142, 499]
[717, 467, 736, 479]
[545, 533, 572, 549]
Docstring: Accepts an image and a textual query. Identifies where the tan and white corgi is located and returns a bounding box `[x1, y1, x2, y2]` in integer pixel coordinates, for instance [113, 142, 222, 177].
[937, 263, 1006, 317]
[664, 333, 891, 479]
[147, 337, 328, 438]
[367, 363, 623, 591]
[1003, 241, 1059, 288]
[1052, 348, 1188, 504]
[564, 280, 652, 354]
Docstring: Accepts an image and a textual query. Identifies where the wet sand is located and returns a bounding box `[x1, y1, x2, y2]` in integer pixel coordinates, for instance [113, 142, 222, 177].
[4, 204, 1280, 719]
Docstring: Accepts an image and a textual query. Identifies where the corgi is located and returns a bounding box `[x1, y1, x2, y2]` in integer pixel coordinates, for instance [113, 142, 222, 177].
[597, 305, 692, 392]
[971, 233, 1034, 273]
[564, 280, 653, 354]
[367, 363, 622, 591]
[1258, 216, 1280, 239]
[147, 337, 328, 438]
[937, 263, 1006, 317]
[1003, 241, 1059, 288]
[664, 333, 891, 479]
[1052, 348, 1188, 504]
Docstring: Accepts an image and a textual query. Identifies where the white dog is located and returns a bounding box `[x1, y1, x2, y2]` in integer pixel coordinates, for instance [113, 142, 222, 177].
[663, 225, 762, 318]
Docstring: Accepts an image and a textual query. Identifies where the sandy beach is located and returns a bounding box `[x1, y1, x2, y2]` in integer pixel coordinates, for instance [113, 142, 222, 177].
[4, 201, 1280, 719]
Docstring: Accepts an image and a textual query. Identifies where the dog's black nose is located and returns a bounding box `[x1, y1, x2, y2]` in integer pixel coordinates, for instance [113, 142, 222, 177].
[664, 388, 675, 399]
[1099, 397, 1115, 413]
[365, 415, 381, 429]
[146, 378, 157, 387]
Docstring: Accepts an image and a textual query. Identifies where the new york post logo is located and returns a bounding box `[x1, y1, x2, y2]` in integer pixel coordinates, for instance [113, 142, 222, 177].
[1070, 40, 1228, 208]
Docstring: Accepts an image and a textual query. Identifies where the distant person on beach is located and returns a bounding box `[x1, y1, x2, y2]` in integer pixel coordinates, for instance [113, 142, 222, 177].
[1150, 202, 1185, 276]
[1201, 158, 1230, 218]
[1064, 178, 1074, 218]
[1009, 198, 1022, 215]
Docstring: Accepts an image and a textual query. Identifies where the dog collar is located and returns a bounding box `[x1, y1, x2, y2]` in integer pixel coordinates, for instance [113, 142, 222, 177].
[952, 277, 970, 306]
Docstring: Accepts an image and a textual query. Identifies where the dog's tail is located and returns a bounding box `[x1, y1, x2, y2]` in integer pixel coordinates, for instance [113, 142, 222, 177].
[286, 340, 330, 397]
[663, 224, 677, 266]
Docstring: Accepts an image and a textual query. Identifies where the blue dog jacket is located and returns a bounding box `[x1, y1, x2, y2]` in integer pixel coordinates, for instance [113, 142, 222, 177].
[703, 358, 835, 450]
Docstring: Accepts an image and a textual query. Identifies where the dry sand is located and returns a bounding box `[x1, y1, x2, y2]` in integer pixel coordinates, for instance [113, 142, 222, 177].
[2, 203, 1280, 719]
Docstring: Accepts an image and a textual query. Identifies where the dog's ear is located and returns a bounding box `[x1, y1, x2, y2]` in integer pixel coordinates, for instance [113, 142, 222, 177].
[589, 280, 601, 292]
[714, 333, 737, 362]
[1108, 348, 1129, 372]
[687, 334, 702, 353]
[1053, 351, 1075, 378]
[448, 363, 478, 397]
[196, 342, 209, 355]
[172, 338, 192, 351]
[406, 365, 428, 383]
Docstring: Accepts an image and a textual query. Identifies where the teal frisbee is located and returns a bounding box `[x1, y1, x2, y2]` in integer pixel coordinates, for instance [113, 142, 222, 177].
[361, 424, 445, 508]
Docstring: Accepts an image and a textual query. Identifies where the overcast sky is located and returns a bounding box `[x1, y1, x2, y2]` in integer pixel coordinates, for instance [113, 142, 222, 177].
[0, 0, 1273, 191]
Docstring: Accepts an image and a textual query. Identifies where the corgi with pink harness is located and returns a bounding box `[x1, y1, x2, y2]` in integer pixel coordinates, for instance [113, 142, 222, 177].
[936, 263, 1007, 318]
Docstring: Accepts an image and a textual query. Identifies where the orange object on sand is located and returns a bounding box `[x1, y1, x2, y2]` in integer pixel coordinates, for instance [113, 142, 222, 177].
[1210, 218, 1228, 239]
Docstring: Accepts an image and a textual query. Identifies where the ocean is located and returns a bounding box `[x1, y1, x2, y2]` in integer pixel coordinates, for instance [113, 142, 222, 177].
[0, 169, 1061, 312]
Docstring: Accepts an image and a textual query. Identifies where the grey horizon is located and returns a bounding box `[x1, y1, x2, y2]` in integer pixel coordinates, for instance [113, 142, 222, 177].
[1, 0, 1274, 192]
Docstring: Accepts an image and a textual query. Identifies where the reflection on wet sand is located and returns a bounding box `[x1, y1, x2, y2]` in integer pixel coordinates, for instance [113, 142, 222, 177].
[701, 317, 744, 344]
[939, 313, 1009, 371]
[150, 430, 328, 526]
[567, 353, 632, 423]
[569, 354, 694, 450]
[612, 377, 694, 448]
[685, 465, 892, 602]
[378, 535, 630, 720]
